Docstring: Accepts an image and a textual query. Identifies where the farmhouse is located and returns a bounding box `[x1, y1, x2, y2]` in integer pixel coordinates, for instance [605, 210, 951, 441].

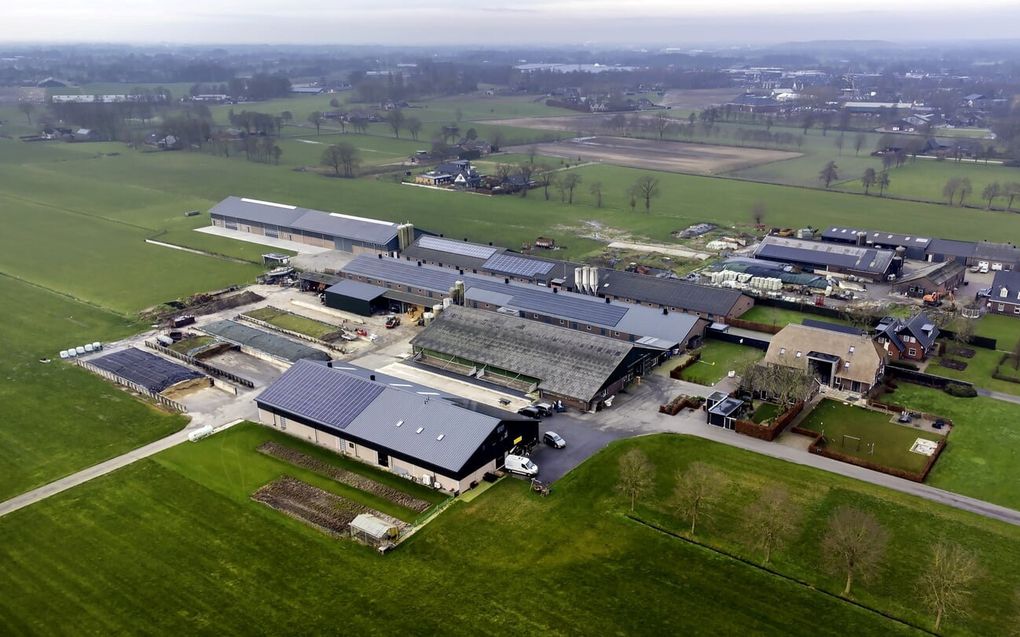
[763, 323, 885, 394]
[754, 235, 901, 282]
[209, 196, 424, 254]
[985, 271, 1020, 317]
[336, 255, 706, 350]
[256, 360, 539, 494]
[874, 313, 940, 362]
[414, 171, 453, 186]
[410, 306, 665, 411]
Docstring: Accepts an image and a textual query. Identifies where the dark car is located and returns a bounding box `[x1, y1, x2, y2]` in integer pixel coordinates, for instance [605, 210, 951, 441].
[933, 419, 946, 430]
[533, 402, 554, 417]
[517, 406, 542, 419]
[543, 431, 566, 449]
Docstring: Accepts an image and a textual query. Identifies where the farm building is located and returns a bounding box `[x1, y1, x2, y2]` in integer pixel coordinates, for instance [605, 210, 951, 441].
[705, 391, 746, 429]
[199, 320, 330, 364]
[399, 236, 578, 286]
[762, 323, 885, 394]
[927, 239, 1020, 271]
[86, 348, 206, 393]
[753, 235, 901, 282]
[984, 271, 1020, 317]
[338, 255, 706, 350]
[591, 268, 752, 320]
[410, 306, 665, 411]
[820, 227, 932, 261]
[891, 261, 966, 297]
[255, 360, 539, 494]
[209, 196, 425, 253]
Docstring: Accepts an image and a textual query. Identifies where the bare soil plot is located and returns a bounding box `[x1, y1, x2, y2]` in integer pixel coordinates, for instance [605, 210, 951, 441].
[526, 136, 801, 175]
[252, 476, 371, 536]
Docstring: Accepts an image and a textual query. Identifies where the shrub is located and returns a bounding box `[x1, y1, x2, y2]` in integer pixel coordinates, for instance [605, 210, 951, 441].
[944, 383, 977, 398]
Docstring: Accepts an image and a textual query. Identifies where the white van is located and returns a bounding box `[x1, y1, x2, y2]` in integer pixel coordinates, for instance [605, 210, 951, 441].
[503, 454, 539, 477]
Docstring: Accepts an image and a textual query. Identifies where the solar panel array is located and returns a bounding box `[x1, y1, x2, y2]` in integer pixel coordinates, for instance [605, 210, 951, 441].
[418, 236, 499, 259]
[90, 348, 204, 393]
[257, 361, 385, 430]
[482, 253, 555, 278]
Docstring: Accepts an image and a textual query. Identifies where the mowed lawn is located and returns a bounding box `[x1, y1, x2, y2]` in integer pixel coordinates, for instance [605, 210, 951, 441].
[839, 158, 1020, 209]
[0, 275, 187, 501]
[13, 426, 1020, 635]
[739, 306, 851, 329]
[971, 313, 1020, 350]
[678, 340, 764, 385]
[930, 346, 1020, 396]
[796, 399, 942, 474]
[881, 384, 1020, 510]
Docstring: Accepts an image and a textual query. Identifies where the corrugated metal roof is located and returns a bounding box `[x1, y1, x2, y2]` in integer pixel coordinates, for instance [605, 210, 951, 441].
[325, 279, 388, 301]
[90, 348, 204, 393]
[410, 306, 642, 403]
[754, 236, 895, 275]
[597, 269, 745, 316]
[209, 196, 401, 246]
[200, 320, 330, 362]
[256, 360, 505, 473]
[821, 227, 931, 248]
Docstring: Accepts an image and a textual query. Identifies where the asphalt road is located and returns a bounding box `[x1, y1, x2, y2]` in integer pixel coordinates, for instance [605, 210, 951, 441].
[528, 414, 625, 483]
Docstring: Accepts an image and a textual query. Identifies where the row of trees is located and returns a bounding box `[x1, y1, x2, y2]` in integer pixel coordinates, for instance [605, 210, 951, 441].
[320, 143, 362, 178]
[616, 449, 985, 632]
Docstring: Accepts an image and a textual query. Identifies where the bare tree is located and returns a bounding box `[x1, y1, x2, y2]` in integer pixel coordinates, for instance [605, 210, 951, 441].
[672, 462, 727, 535]
[877, 171, 890, 196]
[751, 201, 767, 227]
[853, 133, 866, 156]
[589, 181, 604, 208]
[632, 176, 660, 213]
[385, 108, 405, 138]
[562, 172, 582, 204]
[527, 145, 538, 164]
[953, 317, 975, 354]
[861, 168, 876, 195]
[516, 163, 535, 198]
[406, 117, 421, 141]
[983, 182, 1002, 209]
[321, 144, 343, 176]
[495, 163, 514, 185]
[18, 102, 35, 124]
[1005, 182, 1020, 211]
[307, 111, 322, 136]
[654, 111, 672, 139]
[321, 143, 360, 178]
[943, 177, 962, 205]
[616, 448, 654, 511]
[917, 541, 981, 632]
[834, 134, 845, 155]
[742, 485, 799, 564]
[821, 506, 889, 597]
[958, 178, 973, 206]
[818, 161, 839, 188]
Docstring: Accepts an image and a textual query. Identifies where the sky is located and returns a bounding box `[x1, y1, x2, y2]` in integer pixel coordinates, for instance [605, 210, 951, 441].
[3, 0, 1020, 46]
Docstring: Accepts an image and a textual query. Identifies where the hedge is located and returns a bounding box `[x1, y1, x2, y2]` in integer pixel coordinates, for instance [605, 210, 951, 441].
[733, 401, 804, 442]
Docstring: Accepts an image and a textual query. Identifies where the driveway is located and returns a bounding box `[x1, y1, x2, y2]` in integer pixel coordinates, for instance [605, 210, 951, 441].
[529, 414, 625, 483]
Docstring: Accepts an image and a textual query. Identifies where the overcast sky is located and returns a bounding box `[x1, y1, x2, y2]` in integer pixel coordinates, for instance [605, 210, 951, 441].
[3, 0, 1020, 46]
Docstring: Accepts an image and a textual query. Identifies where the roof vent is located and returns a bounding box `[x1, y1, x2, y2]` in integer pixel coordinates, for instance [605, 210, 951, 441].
[436, 434, 445, 441]
[416, 427, 424, 434]
[395, 420, 404, 427]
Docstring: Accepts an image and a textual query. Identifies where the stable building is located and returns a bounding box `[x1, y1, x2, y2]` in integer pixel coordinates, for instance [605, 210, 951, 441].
[256, 360, 539, 494]
[891, 261, 966, 298]
[754, 235, 901, 282]
[592, 268, 752, 321]
[410, 306, 665, 411]
[399, 235, 578, 286]
[762, 323, 885, 394]
[820, 227, 932, 261]
[209, 196, 424, 253]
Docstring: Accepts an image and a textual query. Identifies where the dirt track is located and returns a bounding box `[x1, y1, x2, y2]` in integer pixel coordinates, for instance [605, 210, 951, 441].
[516, 136, 800, 175]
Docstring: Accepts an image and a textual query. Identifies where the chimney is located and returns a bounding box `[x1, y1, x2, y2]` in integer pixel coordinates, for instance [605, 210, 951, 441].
[505, 278, 510, 284]
[605, 297, 611, 304]
[369, 374, 376, 381]
[662, 307, 669, 315]
[327, 361, 333, 368]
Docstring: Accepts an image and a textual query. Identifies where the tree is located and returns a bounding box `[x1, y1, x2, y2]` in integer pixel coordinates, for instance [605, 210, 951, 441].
[818, 161, 839, 188]
[17, 102, 35, 124]
[632, 176, 660, 213]
[877, 171, 890, 197]
[917, 541, 981, 632]
[465, 127, 478, 141]
[861, 168, 876, 195]
[321, 143, 360, 178]
[943, 177, 962, 205]
[562, 173, 582, 204]
[589, 181, 604, 208]
[654, 111, 672, 139]
[958, 178, 973, 206]
[854, 133, 866, 156]
[321, 144, 343, 176]
[329, 97, 340, 108]
[489, 130, 505, 152]
[307, 111, 322, 135]
[751, 201, 767, 226]
[628, 186, 638, 213]
[881, 152, 895, 171]
[280, 110, 293, 126]
[821, 506, 889, 597]
[385, 108, 405, 138]
[615, 448, 654, 511]
[982, 182, 1002, 209]
[516, 163, 534, 198]
[271, 144, 283, 165]
[672, 462, 727, 535]
[407, 117, 422, 141]
[527, 145, 538, 165]
[742, 486, 799, 565]
[1003, 182, 1020, 211]
[495, 163, 514, 184]
[834, 134, 845, 155]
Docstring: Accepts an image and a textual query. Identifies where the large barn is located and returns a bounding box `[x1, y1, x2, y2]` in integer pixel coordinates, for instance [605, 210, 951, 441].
[410, 306, 665, 411]
[754, 235, 902, 282]
[255, 360, 539, 494]
[208, 196, 424, 254]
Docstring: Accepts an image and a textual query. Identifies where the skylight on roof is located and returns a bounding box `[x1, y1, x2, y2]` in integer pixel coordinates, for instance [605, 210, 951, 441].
[437, 434, 445, 441]
[416, 427, 424, 434]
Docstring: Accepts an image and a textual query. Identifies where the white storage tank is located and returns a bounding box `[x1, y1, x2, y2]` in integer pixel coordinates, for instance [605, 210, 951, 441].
[187, 425, 215, 442]
[92, 342, 102, 351]
[59, 350, 69, 359]
[84, 343, 94, 352]
[75, 346, 86, 355]
[67, 348, 78, 358]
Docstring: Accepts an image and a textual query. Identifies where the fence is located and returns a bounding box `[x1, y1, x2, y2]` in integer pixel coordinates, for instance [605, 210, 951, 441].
[724, 317, 783, 335]
[236, 313, 346, 354]
[885, 365, 972, 390]
[75, 358, 188, 412]
[753, 296, 848, 320]
[706, 328, 771, 351]
[938, 327, 996, 351]
[144, 340, 255, 389]
[732, 400, 804, 441]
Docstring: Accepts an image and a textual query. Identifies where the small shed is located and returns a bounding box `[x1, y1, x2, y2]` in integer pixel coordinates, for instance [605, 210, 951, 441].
[706, 391, 744, 429]
[349, 513, 398, 548]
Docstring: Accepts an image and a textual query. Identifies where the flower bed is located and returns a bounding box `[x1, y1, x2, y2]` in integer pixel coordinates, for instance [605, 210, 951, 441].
[258, 442, 432, 512]
[939, 358, 968, 371]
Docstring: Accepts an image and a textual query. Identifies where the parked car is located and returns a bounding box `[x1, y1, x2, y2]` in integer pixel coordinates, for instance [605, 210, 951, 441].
[503, 454, 538, 477]
[517, 406, 542, 419]
[897, 412, 912, 424]
[533, 402, 554, 417]
[933, 419, 946, 430]
[543, 431, 566, 449]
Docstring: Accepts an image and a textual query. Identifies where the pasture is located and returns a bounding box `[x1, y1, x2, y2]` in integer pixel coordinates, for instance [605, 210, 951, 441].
[838, 158, 1020, 208]
[8, 426, 1020, 635]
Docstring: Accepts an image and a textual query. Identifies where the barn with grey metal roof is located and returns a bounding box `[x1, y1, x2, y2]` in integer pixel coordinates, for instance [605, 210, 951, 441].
[410, 306, 664, 410]
[595, 268, 752, 319]
[754, 235, 900, 281]
[255, 360, 538, 492]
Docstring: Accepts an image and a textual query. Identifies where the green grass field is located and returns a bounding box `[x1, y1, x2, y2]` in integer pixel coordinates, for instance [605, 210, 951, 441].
[679, 340, 764, 385]
[796, 399, 942, 473]
[243, 306, 339, 339]
[0, 274, 187, 501]
[739, 306, 851, 329]
[839, 158, 1020, 209]
[930, 346, 1020, 396]
[881, 384, 1020, 510]
[971, 313, 1020, 349]
[3, 427, 1019, 635]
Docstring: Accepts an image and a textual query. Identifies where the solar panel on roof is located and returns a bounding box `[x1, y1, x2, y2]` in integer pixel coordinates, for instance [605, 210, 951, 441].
[418, 236, 498, 259]
[482, 253, 555, 277]
[257, 362, 384, 430]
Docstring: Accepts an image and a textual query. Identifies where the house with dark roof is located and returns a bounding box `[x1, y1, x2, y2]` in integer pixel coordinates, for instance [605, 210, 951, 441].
[255, 360, 538, 493]
[985, 271, 1020, 318]
[874, 313, 940, 362]
[927, 239, 1020, 270]
[891, 261, 966, 298]
[410, 306, 664, 411]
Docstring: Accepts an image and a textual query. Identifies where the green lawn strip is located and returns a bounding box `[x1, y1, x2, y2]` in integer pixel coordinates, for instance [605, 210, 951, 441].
[243, 306, 339, 340]
[0, 433, 964, 636]
[796, 399, 941, 473]
[167, 335, 215, 354]
[0, 274, 187, 501]
[970, 314, 1020, 350]
[750, 402, 782, 423]
[931, 346, 1020, 396]
[838, 158, 1020, 207]
[739, 305, 850, 328]
[679, 340, 763, 385]
[881, 384, 1020, 510]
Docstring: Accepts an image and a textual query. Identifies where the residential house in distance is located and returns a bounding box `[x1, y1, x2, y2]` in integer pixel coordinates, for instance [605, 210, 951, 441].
[436, 159, 483, 189]
[762, 323, 885, 394]
[985, 271, 1020, 317]
[874, 313, 940, 362]
[414, 171, 454, 186]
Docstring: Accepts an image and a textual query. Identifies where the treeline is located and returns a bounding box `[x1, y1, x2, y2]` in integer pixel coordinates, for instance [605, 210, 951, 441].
[348, 61, 479, 103]
[509, 68, 731, 94]
[189, 73, 291, 101]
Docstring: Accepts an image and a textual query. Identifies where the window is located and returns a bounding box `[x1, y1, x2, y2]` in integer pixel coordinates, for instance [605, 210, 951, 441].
[614, 331, 621, 337]
[1015, 307, 1020, 315]
[908, 348, 917, 356]
[795, 351, 802, 358]
[780, 347, 786, 355]
[533, 313, 540, 319]
[999, 304, 1006, 311]
[348, 442, 355, 449]
[279, 416, 287, 431]
[559, 320, 566, 325]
